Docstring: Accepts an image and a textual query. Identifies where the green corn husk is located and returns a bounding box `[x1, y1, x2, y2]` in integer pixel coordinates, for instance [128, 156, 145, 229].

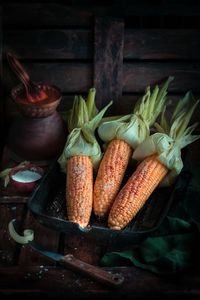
[98, 77, 174, 149]
[58, 88, 112, 172]
[0, 167, 12, 187]
[133, 92, 200, 186]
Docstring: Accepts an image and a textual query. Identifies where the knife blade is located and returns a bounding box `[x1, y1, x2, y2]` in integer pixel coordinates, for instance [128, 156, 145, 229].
[29, 240, 124, 287]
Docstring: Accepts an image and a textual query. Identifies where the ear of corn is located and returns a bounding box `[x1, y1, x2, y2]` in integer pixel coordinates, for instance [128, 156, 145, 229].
[108, 155, 168, 230]
[93, 78, 173, 218]
[93, 139, 132, 217]
[67, 155, 93, 228]
[58, 88, 112, 228]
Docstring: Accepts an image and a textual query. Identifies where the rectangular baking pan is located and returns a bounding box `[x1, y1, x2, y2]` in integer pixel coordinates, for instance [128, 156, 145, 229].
[28, 155, 190, 246]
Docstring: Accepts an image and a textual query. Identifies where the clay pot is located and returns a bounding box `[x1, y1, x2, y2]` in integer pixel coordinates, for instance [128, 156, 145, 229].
[11, 84, 61, 118]
[7, 84, 67, 161]
[7, 112, 67, 161]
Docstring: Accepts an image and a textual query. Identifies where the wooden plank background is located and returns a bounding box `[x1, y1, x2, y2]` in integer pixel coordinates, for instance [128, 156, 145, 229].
[1, 1, 200, 169]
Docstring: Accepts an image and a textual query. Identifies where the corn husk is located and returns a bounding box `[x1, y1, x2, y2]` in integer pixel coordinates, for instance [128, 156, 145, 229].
[98, 77, 173, 149]
[133, 92, 200, 186]
[58, 88, 112, 172]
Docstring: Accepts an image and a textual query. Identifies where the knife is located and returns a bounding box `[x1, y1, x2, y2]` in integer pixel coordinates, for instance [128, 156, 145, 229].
[29, 240, 124, 287]
[8, 219, 124, 287]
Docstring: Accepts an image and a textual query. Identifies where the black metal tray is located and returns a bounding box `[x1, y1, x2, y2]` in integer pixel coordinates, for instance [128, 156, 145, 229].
[28, 158, 189, 246]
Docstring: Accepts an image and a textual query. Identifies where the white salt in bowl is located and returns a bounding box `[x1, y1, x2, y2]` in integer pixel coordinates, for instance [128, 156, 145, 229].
[9, 164, 44, 193]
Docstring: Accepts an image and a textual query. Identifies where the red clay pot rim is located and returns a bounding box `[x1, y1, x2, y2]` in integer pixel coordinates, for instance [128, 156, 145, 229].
[11, 83, 62, 106]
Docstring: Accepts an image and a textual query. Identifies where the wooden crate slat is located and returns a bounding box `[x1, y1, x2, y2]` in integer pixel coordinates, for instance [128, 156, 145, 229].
[4, 29, 92, 60]
[187, 138, 200, 163]
[4, 61, 200, 94]
[94, 17, 124, 107]
[115, 94, 200, 121]
[3, 2, 200, 29]
[4, 62, 93, 93]
[18, 211, 60, 266]
[4, 28, 200, 61]
[124, 29, 200, 60]
[111, 2, 200, 17]
[3, 4, 92, 28]
[0, 203, 25, 266]
[123, 62, 200, 93]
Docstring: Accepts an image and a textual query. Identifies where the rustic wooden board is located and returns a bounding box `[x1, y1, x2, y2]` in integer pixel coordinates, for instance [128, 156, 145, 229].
[188, 138, 200, 163]
[124, 29, 200, 60]
[63, 234, 106, 266]
[4, 29, 92, 59]
[94, 17, 124, 107]
[18, 211, 60, 266]
[3, 1, 200, 28]
[3, 62, 93, 93]
[0, 266, 199, 298]
[4, 61, 200, 94]
[5, 29, 200, 61]
[110, 1, 200, 17]
[114, 94, 200, 122]
[123, 62, 200, 93]
[3, 3, 92, 28]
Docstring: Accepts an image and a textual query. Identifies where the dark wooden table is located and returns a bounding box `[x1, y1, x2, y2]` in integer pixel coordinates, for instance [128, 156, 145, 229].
[1, 151, 200, 299]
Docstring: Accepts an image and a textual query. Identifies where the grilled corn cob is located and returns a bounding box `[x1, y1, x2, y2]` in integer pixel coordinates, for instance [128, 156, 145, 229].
[58, 88, 112, 227]
[67, 155, 93, 228]
[93, 139, 132, 217]
[108, 155, 168, 230]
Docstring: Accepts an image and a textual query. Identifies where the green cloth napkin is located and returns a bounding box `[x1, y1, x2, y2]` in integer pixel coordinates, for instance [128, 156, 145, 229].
[101, 159, 200, 274]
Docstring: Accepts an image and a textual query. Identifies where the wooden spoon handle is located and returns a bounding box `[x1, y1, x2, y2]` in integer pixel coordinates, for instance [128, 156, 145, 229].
[7, 52, 31, 89]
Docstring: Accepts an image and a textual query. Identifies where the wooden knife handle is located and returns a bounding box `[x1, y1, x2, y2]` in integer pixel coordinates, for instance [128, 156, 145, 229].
[59, 254, 124, 287]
